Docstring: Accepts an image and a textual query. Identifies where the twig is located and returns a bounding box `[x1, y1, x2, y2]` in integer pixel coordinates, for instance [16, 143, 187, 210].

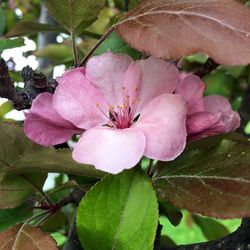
[194, 57, 219, 78]
[71, 30, 79, 67]
[162, 218, 250, 250]
[79, 26, 115, 66]
[63, 210, 83, 250]
[125, 0, 129, 11]
[147, 159, 154, 176]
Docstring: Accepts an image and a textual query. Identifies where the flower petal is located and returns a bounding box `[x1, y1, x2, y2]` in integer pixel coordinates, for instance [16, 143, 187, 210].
[134, 93, 187, 161]
[53, 67, 108, 129]
[187, 112, 224, 141]
[204, 95, 241, 132]
[175, 73, 206, 114]
[123, 61, 142, 105]
[136, 57, 180, 111]
[86, 52, 133, 106]
[24, 93, 80, 146]
[72, 126, 146, 174]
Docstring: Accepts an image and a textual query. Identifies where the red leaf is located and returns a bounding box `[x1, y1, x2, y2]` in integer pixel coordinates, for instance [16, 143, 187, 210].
[0, 224, 58, 250]
[116, 0, 250, 65]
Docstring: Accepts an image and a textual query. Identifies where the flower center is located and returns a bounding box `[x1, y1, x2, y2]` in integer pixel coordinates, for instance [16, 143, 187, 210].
[97, 94, 139, 129]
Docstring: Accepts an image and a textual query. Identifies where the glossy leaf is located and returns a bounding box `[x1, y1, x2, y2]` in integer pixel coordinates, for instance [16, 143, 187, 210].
[0, 38, 24, 51]
[154, 134, 250, 218]
[95, 32, 141, 59]
[116, 0, 250, 65]
[77, 168, 158, 250]
[5, 21, 64, 38]
[192, 214, 229, 241]
[0, 224, 58, 250]
[0, 203, 32, 232]
[44, 0, 106, 34]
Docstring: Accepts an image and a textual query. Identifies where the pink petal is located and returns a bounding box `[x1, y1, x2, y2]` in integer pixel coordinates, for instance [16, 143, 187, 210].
[133, 93, 187, 161]
[136, 57, 180, 111]
[187, 112, 224, 140]
[53, 67, 108, 130]
[86, 52, 133, 106]
[24, 93, 80, 146]
[175, 73, 206, 115]
[123, 61, 142, 105]
[72, 126, 146, 174]
[204, 95, 240, 133]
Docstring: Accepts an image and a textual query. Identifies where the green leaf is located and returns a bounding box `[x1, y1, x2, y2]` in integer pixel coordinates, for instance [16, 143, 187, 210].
[0, 38, 24, 51]
[95, 32, 141, 59]
[76, 168, 158, 250]
[33, 44, 73, 64]
[159, 201, 182, 226]
[5, 21, 65, 38]
[192, 214, 229, 241]
[0, 7, 5, 36]
[44, 0, 106, 34]
[0, 101, 13, 118]
[0, 203, 32, 232]
[154, 133, 250, 219]
[51, 232, 67, 247]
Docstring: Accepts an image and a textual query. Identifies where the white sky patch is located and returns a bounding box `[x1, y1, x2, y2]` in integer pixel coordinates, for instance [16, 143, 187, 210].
[5, 109, 25, 120]
[53, 64, 66, 78]
[1, 37, 38, 70]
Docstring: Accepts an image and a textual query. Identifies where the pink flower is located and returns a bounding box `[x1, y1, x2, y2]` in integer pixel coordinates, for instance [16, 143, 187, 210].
[24, 52, 187, 174]
[24, 52, 240, 174]
[175, 74, 240, 141]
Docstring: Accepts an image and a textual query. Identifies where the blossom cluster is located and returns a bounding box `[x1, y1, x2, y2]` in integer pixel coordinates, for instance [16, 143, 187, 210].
[24, 52, 240, 174]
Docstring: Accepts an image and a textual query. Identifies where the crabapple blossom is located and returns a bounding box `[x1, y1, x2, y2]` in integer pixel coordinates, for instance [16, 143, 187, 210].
[175, 74, 240, 141]
[24, 52, 240, 174]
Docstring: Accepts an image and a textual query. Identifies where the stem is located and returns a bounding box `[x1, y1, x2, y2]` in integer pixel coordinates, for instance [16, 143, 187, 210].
[71, 30, 79, 67]
[20, 174, 54, 206]
[70, 0, 78, 67]
[147, 159, 154, 176]
[79, 26, 115, 66]
[125, 0, 129, 11]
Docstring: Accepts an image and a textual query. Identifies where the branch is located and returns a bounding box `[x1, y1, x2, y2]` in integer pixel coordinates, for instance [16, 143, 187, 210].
[161, 218, 250, 250]
[0, 58, 57, 110]
[0, 59, 28, 110]
[194, 57, 219, 78]
[56, 188, 84, 208]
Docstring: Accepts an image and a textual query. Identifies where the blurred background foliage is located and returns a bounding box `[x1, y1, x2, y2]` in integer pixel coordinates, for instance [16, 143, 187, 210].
[0, 0, 249, 247]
